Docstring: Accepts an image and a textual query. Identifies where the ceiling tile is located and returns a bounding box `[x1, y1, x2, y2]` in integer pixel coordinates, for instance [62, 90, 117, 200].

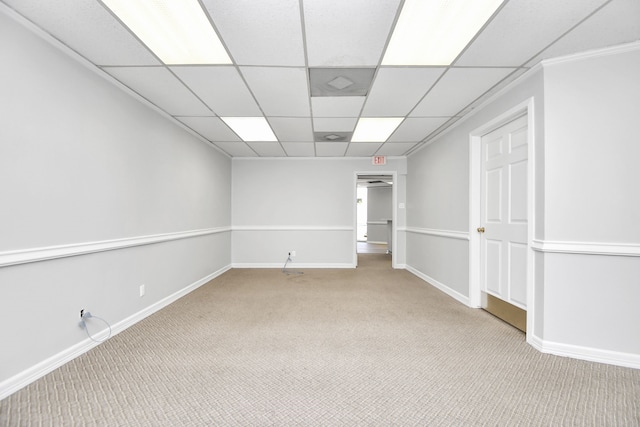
[316, 142, 348, 156]
[104, 67, 211, 116]
[2, 0, 160, 66]
[202, 0, 305, 66]
[170, 66, 261, 116]
[345, 143, 383, 157]
[303, 0, 401, 66]
[410, 68, 514, 117]
[176, 117, 240, 141]
[269, 118, 314, 142]
[456, 0, 609, 66]
[311, 97, 365, 117]
[375, 142, 417, 156]
[241, 67, 310, 117]
[313, 118, 358, 132]
[387, 118, 450, 142]
[247, 142, 286, 157]
[526, 0, 640, 66]
[9, 0, 635, 159]
[362, 68, 445, 116]
[282, 143, 316, 157]
[214, 142, 257, 157]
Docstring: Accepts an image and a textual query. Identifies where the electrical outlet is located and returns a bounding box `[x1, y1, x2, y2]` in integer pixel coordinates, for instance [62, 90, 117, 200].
[80, 309, 84, 318]
[290, 250, 296, 257]
[139, 284, 145, 297]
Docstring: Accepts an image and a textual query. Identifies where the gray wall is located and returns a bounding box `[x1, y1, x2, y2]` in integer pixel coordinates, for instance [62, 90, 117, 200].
[232, 158, 406, 267]
[406, 68, 545, 306]
[406, 43, 640, 366]
[540, 47, 640, 357]
[367, 186, 392, 243]
[2, 4, 638, 397]
[0, 12, 232, 393]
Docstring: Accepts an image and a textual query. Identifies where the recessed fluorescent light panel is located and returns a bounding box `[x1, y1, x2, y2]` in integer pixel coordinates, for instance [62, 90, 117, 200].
[351, 118, 403, 142]
[221, 117, 278, 142]
[382, 0, 504, 65]
[101, 0, 231, 64]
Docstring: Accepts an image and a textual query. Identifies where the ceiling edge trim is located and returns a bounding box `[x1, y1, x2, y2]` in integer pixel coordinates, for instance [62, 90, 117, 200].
[408, 40, 640, 158]
[0, 2, 231, 159]
[406, 63, 541, 157]
[541, 40, 640, 68]
[231, 155, 407, 161]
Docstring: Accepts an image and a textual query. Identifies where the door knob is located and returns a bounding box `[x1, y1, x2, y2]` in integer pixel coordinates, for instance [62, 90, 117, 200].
[477, 227, 485, 233]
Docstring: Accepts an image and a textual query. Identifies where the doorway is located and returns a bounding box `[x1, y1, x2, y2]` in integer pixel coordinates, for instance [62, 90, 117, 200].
[469, 98, 535, 335]
[355, 174, 395, 262]
[479, 114, 528, 331]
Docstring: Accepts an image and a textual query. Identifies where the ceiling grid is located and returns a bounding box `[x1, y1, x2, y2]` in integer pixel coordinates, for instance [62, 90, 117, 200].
[2, 0, 639, 157]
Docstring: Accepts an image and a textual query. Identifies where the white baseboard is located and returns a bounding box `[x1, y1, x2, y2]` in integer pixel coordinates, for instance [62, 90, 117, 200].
[404, 265, 470, 306]
[232, 262, 355, 269]
[402, 268, 640, 370]
[0, 264, 231, 400]
[528, 333, 640, 369]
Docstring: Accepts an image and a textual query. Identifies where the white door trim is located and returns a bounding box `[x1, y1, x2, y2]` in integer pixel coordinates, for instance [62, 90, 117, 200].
[353, 171, 398, 268]
[469, 98, 536, 334]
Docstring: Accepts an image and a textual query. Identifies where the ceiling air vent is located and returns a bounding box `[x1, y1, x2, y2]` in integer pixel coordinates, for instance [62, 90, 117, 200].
[309, 68, 375, 97]
[314, 131, 353, 142]
[327, 76, 355, 91]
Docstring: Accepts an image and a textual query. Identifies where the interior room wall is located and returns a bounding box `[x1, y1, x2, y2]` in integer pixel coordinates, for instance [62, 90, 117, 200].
[406, 68, 545, 306]
[406, 42, 640, 367]
[0, 12, 232, 396]
[538, 45, 640, 363]
[366, 186, 392, 243]
[231, 157, 407, 268]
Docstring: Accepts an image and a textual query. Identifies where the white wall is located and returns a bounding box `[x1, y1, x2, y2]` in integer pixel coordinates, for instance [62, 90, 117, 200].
[543, 47, 640, 243]
[232, 158, 406, 267]
[0, 11, 232, 396]
[367, 186, 392, 243]
[406, 68, 545, 306]
[538, 45, 640, 362]
[406, 42, 640, 367]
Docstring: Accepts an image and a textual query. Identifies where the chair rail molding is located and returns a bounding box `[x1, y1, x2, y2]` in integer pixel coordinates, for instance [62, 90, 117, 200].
[531, 239, 640, 257]
[232, 225, 353, 232]
[0, 227, 231, 268]
[405, 227, 470, 241]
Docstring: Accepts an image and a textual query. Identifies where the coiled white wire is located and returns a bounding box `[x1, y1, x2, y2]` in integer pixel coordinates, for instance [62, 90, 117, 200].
[79, 312, 112, 343]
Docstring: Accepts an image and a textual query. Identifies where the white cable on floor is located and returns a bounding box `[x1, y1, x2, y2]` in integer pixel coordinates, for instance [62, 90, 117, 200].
[79, 312, 112, 343]
[282, 255, 303, 275]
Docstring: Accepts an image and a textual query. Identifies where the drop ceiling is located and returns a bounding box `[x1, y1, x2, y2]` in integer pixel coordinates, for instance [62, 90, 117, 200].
[2, 0, 639, 157]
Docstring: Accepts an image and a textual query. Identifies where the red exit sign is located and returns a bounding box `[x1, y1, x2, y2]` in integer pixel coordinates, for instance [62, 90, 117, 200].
[372, 155, 386, 165]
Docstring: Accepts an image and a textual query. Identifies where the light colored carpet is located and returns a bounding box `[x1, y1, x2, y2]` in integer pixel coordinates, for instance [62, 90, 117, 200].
[356, 241, 388, 254]
[2, 254, 639, 426]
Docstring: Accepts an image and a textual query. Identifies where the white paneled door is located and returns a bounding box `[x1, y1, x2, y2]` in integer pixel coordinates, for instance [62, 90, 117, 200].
[480, 115, 528, 309]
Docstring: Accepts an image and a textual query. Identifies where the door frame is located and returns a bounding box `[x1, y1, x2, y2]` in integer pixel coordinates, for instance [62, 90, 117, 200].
[353, 171, 398, 268]
[468, 97, 536, 335]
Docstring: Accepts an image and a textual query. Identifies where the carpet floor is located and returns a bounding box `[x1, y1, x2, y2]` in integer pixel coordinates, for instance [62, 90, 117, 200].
[1, 254, 639, 426]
